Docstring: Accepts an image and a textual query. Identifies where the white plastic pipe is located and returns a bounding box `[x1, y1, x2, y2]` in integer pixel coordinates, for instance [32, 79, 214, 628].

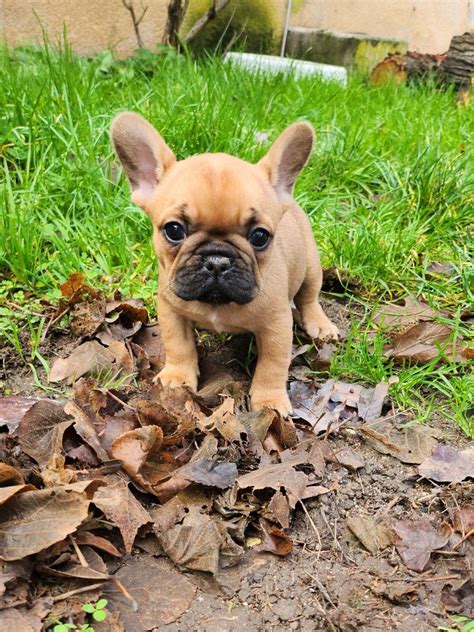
[224, 52, 348, 85]
[280, 0, 293, 57]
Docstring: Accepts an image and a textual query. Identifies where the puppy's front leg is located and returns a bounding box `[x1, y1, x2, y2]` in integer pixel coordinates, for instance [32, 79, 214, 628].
[155, 298, 199, 391]
[250, 310, 293, 417]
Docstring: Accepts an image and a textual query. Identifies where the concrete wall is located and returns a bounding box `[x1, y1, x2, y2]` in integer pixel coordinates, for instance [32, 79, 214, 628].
[1, 0, 472, 56]
[292, 0, 473, 53]
[1, 0, 169, 57]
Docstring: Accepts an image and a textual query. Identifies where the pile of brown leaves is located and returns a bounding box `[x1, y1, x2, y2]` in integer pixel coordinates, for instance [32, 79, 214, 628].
[0, 278, 472, 630]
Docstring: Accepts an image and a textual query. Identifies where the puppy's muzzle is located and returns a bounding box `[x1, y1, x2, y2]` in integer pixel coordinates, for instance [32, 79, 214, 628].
[173, 242, 257, 305]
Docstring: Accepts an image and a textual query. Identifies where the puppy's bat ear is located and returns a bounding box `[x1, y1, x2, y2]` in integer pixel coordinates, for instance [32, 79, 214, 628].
[110, 112, 176, 209]
[258, 122, 314, 197]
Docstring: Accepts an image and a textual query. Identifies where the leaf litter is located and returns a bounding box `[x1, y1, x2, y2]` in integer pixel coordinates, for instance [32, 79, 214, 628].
[374, 295, 470, 364]
[0, 274, 472, 629]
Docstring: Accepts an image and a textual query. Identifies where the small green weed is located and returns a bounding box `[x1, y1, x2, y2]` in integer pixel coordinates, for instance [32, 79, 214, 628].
[52, 598, 108, 632]
[438, 615, 474, 632]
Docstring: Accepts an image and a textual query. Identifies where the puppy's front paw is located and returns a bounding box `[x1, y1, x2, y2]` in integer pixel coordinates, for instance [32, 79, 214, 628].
[299, 301, 340, 342]
[154, 364, 198, 391]
[304, 317, 340, 342]
[251, 390, 293, 418]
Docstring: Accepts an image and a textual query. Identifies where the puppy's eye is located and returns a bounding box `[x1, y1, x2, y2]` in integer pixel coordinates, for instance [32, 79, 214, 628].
[163, 222, 186, 244]
[248, 227, 271, 251]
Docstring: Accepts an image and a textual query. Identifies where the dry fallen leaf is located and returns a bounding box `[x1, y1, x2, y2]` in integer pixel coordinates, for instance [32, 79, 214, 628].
[262, 490, 291, 528]
[0, 608, 42, 632]
[238, 408, 277, 442]
[334, 447, 365, 471]
[0, 396, 48, 433]
[199, 397, 247, 443]
[60, 272, 99, 302]
[38, 545, 110, 582]
[0, 462, 25, 486]
[390, 518, 452, 571]
[280, 439, 326, 478]
[0, 484, 36, 506]
[451, 506, 474, 535]
[426, 262, 456, 277]
[347, 515, 391, 554]
[441, 578, 474, 618]
[289, 379, 391, 434]
[111, 425, 164, 492]
[74, 531, 122, 557]
[155, 459, 238, 502]
[374, 296, 439, 330]
[385, 322, 466, 364]
[288, 380, 335, 429]
[158, 506, 243, 574]
[64, 400, 110, 463]
[133, 323, 166, 368]
[255, 518, 293, 556]
[418, 444, 474, 483]
[371, 580, 419, 604]
[16, 401, 73, 467]
[104, 557, 196, 630]
[0, 480, 101, 561]
[49, 340, 135, 384]
[92, 474, 152, 553]
[99, 413, 139, 453]
[70, 297, 107, 337]
[237, 462, 308, 508]
[40, 453, 75, 487]
[135, 400, 195, 448]
[362, 420, 439, 464]
[106, 298, 148, 323]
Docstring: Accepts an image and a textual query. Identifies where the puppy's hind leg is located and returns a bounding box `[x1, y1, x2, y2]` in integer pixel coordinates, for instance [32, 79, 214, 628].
[294, 247, 339, 341]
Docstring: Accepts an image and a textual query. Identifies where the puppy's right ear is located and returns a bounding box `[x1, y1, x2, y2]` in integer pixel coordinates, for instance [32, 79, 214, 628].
[110, 112, 176, 209]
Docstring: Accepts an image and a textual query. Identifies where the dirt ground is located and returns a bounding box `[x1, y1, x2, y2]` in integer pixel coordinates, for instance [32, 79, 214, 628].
[0, 296, 472, 632]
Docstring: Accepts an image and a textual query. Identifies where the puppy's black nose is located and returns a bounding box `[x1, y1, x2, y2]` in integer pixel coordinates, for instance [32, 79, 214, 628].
[203, 255, 232, 275]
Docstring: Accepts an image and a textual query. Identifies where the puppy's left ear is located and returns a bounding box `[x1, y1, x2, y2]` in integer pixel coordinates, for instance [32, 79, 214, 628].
[110, 112, 176, 209]
[258, 122, 314, 197]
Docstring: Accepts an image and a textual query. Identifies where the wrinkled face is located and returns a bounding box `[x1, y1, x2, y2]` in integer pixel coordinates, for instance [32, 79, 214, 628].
[111, 112, 314, 306]
[148, 155, 280, 305]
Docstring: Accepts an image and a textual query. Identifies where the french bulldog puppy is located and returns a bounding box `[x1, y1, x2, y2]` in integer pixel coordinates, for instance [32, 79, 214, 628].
[111, 112, 339, 416]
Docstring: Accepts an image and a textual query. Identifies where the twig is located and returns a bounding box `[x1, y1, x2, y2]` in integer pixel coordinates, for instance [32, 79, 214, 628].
[51, 582, 106, 603]
[113, 577, 138, 611]
[298, 498, 322, 561]
[382, 574, 461, 583]
[69, 535, 89, 567]
[6, 301, 46, 319]
[106, 389, 137, 412]
[41, 306, 70, 342]
[122, 0, 148, 48]
[453, 528, 474, 549]
[374, 494, 402, 519]
[320, 506, 352, 563]
[313, 594, 337, 632]
[303, 570, 337, 608]
[185, 0, 232, 44]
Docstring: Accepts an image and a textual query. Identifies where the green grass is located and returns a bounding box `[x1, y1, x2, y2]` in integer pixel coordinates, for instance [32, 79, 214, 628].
[0, 43, 472, 435]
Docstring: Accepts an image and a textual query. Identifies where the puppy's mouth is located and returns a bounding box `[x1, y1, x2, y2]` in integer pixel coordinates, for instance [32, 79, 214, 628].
[172, 242, 257, 305]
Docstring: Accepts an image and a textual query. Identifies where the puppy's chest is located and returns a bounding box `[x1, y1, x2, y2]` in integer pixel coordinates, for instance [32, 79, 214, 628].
[203, 312, 231, 333]
[181, 305, 247, 334]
